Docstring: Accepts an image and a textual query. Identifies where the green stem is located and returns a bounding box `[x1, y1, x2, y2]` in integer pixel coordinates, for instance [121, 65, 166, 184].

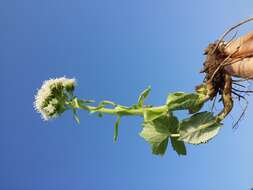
[68, 98, 184, 137]
[79, 104, 180, 138]
[80, 105, 168, 116]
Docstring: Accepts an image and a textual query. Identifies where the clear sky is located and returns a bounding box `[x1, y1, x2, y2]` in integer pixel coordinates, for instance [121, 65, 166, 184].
[1, 0, 253, 189]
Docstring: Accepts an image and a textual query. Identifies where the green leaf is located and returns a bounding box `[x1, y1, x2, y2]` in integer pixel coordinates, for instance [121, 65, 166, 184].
[140, 114, 179, 155]
[188, 84, 209, 113]
[152, 138, 169, 156]
[99, 100, 117, 107]
[170, 137, 187, 156]
[188, 100, 205, 114]
[72, 97, 81, 108]
[98, 113, 103, 118]
[114, 116, 121, 142]
[72, 109, 80, 124]
[179, 112, 222, 144]
[78, 99, 95, 104]
[72, 98, 89, 110]
[140, 120, 169, 144]
[137, 86, 151, 107]
[167, 114, 186, 156]
[90, 100, 117, 114]
[166, 92, 202, 112]
[166, 92, 206, 114]
[195, 84, 208, 96]
[143, 109, 166, 122]
[130, 104, 139, 109]
[114, 106, 132, 116]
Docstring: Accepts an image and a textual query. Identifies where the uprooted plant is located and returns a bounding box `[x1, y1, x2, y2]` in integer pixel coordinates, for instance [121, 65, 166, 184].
[34, 18, 253, 156]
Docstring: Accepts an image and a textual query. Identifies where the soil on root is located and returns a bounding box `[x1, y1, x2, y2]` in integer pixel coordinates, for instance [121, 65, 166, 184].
[196, 17, 253, 125]
[199, 42, 234, 121]
[202, 42, 228, 100]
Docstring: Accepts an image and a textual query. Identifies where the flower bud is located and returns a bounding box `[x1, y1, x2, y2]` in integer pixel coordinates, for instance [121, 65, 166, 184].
[34, 77, 76, 120]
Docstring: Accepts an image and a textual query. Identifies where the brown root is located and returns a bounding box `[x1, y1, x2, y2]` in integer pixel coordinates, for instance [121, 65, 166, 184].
[201, 42, 227, 100]
[198, 41, 235, 122]
[198, 17, 253, 125]
[217, 74, 233, 121]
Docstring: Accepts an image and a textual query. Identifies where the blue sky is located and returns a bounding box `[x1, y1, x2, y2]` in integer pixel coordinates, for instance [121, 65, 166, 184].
[1, 0, 253, 189]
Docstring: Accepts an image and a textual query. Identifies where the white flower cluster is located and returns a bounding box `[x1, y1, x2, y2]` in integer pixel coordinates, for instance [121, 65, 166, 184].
[34, 77, 76, 120]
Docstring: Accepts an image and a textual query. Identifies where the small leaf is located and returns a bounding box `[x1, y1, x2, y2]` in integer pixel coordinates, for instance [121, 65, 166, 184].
[116, 105, 131, 110]
[152, 138, 169, 156]
[78, 99, 95, 104]
[137, 86, 151, 107]
[170, 137, 187, 156]
[72, 109, 80, 124]
[98, 113, 103, 118]
[179, 112, 222, 144]
[74, 115, 80, 124]
[89, 106, 104, 114]
[114, 116, 121, 142]
[72, 98, 89, 110]
[90, 100, 117, 114]
[72, 97, 80, 108]
[167, 92, 201, 112]
[130, 104, 139, 109]
[114, 106, 135, 116]
[99, 100, 117, 107]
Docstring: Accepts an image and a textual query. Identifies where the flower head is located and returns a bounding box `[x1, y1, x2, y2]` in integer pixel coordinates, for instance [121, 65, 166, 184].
[34, 77, 76, 120]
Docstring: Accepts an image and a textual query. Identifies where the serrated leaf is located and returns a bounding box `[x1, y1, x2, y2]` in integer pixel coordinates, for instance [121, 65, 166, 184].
[114, 116, 120, 142]
[179, 112, 222, 144]
[140, 114, 179, 155]
[168, 114, 186, 155]
[141, 114, 179, 141]
[166, 92, 201, 112]
[152, 138, 169, 156]
[170, 137, 187, 156]
[154, 114, 179, 134]
[140, 121, 169, 143]
[137, 86, 151, 107]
